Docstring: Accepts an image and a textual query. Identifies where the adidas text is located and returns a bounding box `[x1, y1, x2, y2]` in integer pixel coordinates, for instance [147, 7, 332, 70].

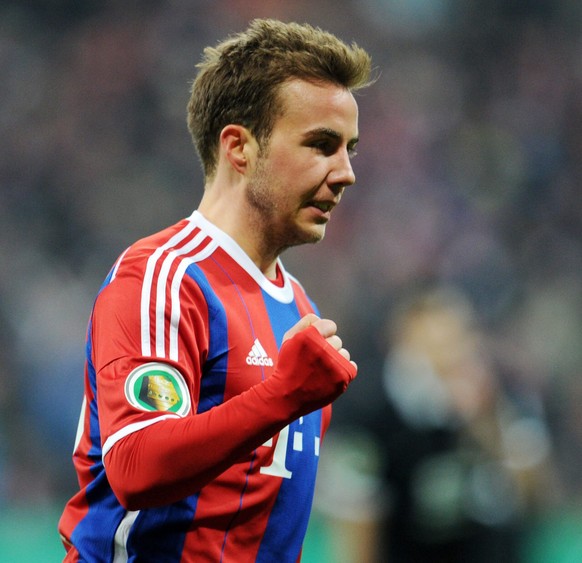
[246, 356, 274, 366]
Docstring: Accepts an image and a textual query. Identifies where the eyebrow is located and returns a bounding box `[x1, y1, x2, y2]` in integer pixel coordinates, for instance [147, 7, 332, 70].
[304, 127, 359, 147]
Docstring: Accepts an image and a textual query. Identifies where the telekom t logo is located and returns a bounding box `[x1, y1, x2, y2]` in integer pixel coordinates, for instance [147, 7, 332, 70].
[260, 417, 320, 479]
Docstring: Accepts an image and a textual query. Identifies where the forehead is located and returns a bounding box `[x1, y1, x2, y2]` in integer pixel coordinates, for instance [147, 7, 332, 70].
[274, 79, 359, 138]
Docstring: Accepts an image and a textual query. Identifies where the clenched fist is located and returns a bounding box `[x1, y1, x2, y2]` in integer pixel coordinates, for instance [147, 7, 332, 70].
[268, 314, 358, 418]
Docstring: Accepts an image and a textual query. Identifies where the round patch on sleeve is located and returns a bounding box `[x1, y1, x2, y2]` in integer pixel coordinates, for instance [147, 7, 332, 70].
[124, 362, 191, 416]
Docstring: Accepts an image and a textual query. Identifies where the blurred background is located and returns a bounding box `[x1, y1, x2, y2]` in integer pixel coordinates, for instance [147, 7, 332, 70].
[1, 0, 581, 560]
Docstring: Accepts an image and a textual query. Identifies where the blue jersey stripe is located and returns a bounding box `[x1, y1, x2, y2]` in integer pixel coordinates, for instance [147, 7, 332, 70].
[185, 263, 229, 413]
[71, 473, 128, 561]
[72, 324, 131, 561]
[256, 291, 322, 562]
[256, 412, 322, 562]
[85, 324, 103, 467]
[125, 496, 200, 562]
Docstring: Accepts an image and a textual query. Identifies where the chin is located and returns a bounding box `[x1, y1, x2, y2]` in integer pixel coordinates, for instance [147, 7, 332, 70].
[281, 221, 327, 248]
[301, 225, 327, 245]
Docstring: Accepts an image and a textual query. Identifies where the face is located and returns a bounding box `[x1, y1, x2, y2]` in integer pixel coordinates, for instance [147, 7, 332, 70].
[245, 79, 360, 251]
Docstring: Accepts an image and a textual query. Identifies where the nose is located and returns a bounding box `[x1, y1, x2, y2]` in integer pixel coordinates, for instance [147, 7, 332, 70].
[328, 148, 356, 192]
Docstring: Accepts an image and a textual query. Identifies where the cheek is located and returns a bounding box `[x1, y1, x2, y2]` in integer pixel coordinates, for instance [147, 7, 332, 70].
[268, 152, 295, 176]
[276, 157, 324, 189]
[263, 144, 326, 191]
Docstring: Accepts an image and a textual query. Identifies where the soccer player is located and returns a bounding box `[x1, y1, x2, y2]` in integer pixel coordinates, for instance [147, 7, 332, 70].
[59, 18, 374, 562]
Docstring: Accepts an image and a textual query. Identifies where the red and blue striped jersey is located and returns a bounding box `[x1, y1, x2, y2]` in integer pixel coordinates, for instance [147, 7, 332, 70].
[58, 210, 331, 562]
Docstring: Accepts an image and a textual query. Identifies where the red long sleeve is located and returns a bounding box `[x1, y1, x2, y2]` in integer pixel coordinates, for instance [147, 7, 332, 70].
[104, 325, 356, 510]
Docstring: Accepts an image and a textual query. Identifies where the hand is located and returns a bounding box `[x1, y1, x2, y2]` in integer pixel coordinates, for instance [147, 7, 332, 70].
[269, 314, 358, 417]
[283, 313, 357, 370]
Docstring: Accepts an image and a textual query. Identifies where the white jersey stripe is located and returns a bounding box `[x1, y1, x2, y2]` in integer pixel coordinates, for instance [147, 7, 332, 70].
[140, 221, 197, 356]
[113, 510, 139, 563]
[110, 247, 129, 282]
[168, 240, 218, 361]
[73, 395, 87, 454]
[102, 414, 180, 458]
[154, 230, 208, 357]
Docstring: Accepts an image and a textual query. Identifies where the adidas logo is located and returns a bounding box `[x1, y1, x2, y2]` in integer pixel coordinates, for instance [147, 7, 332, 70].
[246, 338, 274, 366]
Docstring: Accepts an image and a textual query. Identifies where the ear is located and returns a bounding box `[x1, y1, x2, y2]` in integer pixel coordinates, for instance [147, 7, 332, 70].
[219, 125, 256, 175]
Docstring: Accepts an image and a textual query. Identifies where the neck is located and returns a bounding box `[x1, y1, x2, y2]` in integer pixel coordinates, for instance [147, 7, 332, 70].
[197, 184, 279, 279]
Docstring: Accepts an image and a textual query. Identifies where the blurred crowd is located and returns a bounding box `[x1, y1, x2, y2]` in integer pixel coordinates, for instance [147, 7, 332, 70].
[1, 0, 581, 560]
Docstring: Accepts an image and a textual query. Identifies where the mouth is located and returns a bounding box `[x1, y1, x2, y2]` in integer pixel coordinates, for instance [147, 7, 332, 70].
[306, 200, 335, 213]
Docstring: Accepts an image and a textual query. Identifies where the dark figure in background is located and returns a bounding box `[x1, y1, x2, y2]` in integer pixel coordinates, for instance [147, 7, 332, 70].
[315, 287, 557, 563]
[371, 288, 554, 562]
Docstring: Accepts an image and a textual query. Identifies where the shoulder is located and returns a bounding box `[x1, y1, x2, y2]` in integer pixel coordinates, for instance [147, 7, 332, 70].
[103, 218, 209, 286]
[93, 218, 213, 324]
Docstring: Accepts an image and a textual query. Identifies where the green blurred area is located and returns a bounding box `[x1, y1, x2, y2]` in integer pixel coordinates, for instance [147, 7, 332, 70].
[0, 505, 64, 562]
[3, 505, 582, 562]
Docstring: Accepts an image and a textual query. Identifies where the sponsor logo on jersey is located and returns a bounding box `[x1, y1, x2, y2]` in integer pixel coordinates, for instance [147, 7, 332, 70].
[124, 362, 191, 415]
[246, 338, 274, 366]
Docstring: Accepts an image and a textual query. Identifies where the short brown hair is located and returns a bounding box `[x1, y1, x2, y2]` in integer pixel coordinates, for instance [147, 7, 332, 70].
[187, 18, 374, 178]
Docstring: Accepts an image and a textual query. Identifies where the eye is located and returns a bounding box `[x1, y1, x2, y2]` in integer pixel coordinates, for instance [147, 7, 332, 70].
[311, 140, 334, 155]
[347, 146, 358, 158]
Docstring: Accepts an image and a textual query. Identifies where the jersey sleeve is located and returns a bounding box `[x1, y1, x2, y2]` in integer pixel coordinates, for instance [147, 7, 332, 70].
[90, 253, 209, 447]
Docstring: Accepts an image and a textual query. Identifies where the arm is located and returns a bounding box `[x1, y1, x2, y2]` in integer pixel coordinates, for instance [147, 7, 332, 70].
[105, 316, 357, 510]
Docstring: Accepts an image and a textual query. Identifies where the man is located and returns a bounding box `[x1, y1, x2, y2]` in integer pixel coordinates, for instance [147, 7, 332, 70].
[59, 18, 373, 562]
